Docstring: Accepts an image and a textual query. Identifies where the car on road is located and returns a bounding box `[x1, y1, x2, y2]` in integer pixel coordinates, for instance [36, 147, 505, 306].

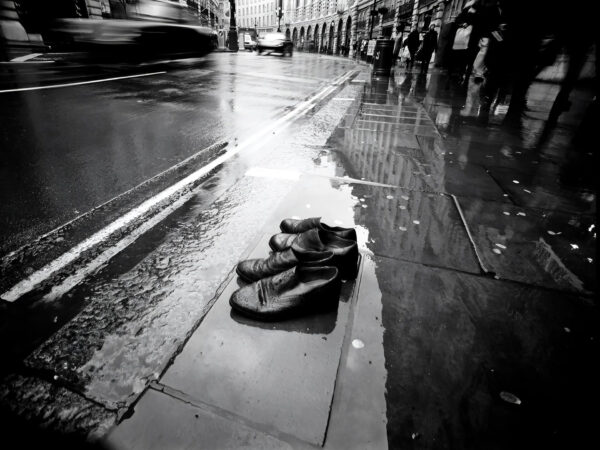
[51, 19, 215, 61]
[243, 34, 258, 51]
[257, 32, 293, 57]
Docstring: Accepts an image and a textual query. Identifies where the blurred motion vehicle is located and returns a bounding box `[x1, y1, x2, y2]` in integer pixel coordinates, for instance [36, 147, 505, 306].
[48, 0, 216, 61]
[257, 32, 293, 57]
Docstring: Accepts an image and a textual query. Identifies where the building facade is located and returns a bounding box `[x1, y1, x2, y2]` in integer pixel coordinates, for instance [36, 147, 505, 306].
[235, 0, 278, 34]
[282, 0, 354, 55]
[282, 0, 449, 57]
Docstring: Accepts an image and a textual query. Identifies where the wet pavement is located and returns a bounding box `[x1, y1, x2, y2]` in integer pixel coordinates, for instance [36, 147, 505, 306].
[0, 52, 355, 257]
[1, 53, 598, 449]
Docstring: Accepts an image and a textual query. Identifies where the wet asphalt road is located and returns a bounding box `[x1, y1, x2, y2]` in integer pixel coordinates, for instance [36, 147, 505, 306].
[0, 52, 355, 255]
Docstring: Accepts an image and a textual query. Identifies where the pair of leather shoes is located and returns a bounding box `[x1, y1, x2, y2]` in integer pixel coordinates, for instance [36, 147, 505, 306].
[271, 218, 358, 281]
[237, 218, 358, 282]
[230, 218, 358, 321]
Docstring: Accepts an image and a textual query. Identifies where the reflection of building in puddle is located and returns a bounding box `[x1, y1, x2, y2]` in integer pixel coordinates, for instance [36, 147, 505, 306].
[363, 76, 398, 104]
[352, 185, 473, 266]
[337, 118, 446, 192]
[340, 125, 422, 186]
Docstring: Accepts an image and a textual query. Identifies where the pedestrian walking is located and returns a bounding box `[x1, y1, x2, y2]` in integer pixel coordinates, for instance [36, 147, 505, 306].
[450, 0, 500, 84]
[417, 24, 438, 74]
[403, 28, 420, 71]
[392, 26, 404, 66]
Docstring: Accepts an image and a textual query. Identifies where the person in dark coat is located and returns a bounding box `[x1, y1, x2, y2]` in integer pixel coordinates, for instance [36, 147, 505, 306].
[403, 28, 420, 70]
[418, 24, 438, 73]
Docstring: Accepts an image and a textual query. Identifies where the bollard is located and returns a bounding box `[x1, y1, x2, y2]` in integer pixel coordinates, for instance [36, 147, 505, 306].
[372, 38, 394, 77]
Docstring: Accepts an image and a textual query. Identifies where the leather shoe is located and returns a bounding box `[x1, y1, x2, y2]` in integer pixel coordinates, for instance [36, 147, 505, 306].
[280, 217, 357, 242]
[269, 228, 358, 280]
[236, 246, 333, 283]
[230, 266, 340, 320]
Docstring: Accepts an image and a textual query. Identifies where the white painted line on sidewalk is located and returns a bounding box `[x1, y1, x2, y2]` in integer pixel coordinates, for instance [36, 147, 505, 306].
[245, 167, 301, 181]
[332, 97, 355, 101]
[1, 68, 357, 302]
[0, 71, 166, 94]
[244, 166, 394, 188]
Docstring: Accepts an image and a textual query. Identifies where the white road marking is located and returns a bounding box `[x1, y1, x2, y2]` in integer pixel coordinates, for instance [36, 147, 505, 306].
[10, 53, 43, 62]
[0, 71, 166, 94]
[1, 68, 358, 302]
[1, 141, 228, 265]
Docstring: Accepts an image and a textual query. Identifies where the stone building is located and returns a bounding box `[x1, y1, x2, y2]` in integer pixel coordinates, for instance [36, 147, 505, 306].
[282, 0, 354, 55]
[281, 0, 451, 57]
[235, 0, 278, 34]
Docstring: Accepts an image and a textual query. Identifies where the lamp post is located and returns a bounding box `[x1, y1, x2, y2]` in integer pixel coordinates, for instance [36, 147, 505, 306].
[228, 0, 239, 51]
[276, 0, 283, 33]
[368, 0, 379, 40]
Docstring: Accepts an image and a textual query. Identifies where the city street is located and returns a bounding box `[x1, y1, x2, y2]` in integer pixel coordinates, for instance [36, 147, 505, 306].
[0, 47, 598, 450]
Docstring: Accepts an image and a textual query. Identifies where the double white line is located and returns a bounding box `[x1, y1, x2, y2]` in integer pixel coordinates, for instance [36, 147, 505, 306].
[1, 69, 358, 302]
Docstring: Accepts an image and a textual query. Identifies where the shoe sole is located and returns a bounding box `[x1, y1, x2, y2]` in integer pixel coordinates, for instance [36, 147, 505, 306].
[229, 295, 339, 322]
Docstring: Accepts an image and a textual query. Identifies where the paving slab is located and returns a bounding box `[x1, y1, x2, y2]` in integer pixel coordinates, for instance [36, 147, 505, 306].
[350, 185, 480, 273]
[416, 135, 508, 201]
[161, 175, 362, 446]
[457, 196, 596, 294]
[104, 388, 290, 450]
[486, 166, 596, 214]
[323, 255, 388, 450]
[372, 257, 599, 449]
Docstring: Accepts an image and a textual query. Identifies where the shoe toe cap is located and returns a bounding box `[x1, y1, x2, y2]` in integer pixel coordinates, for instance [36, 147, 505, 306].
[236, 260, 260, 282]
[230, 285, 260, 314]
[269, 233, 292, 251]
[279, 218, 295, 233]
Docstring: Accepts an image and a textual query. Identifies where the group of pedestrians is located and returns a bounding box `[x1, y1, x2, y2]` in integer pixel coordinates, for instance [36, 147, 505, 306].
[392, 24, 438, 74]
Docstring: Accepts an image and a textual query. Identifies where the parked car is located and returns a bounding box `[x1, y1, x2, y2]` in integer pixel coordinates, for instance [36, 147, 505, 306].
[257, 32, 293, 56]
[243, 34, 257, 51]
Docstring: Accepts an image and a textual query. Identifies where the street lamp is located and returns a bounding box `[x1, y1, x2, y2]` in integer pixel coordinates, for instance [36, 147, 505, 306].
[368, 0, 379, 40]
[276, 0, 283, 32]
[228, 0, 239, 51]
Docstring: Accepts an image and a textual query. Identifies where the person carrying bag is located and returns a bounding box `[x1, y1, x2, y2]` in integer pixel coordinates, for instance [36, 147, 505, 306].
[452, 23, 473, 50]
